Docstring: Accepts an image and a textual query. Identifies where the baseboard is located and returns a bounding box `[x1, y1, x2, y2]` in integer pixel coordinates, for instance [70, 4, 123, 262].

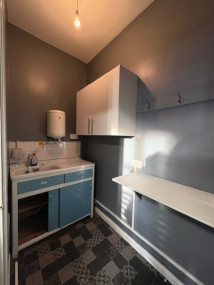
[95, 201, 204, 285]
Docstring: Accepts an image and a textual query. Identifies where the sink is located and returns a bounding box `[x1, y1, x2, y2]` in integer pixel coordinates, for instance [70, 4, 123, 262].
[14, 168, 31, 175]
[13, 165, 61, 176]
[38, 165, 61, 172]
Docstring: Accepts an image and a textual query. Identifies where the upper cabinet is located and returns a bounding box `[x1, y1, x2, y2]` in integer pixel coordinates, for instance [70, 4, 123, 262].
[76, 65, 138, 136]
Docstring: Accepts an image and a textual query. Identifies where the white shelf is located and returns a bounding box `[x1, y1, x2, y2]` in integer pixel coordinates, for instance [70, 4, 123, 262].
[112, 172, 214, 228]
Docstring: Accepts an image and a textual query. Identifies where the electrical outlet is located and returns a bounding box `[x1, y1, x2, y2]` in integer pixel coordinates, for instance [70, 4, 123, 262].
[132, 160, 143, 169]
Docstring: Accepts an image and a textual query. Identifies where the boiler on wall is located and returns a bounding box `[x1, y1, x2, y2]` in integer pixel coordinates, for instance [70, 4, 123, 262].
[47, 110, 66, 140]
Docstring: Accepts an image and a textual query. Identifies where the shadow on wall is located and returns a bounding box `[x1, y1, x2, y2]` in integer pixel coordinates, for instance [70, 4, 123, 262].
[144, 136, 214, 194]
[81, 136, 124, 217]
[122, 101, 214, 194]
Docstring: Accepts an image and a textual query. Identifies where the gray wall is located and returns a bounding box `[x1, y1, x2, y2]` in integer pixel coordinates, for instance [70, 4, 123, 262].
[6, 23, 87, 141]
[82, 0, 214, 284]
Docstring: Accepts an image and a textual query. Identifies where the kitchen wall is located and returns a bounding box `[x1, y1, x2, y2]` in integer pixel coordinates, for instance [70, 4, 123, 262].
[6, 23, 87, 141]
[8, 141, 81, 165]
[82, 0, 214, 284]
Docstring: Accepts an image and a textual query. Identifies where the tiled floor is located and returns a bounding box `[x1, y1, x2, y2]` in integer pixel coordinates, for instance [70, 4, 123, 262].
[11, 213, 171, 285]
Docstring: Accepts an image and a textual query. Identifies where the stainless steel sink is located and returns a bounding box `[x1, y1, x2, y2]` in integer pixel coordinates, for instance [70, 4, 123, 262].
[13, 165, 61, 176]
[37, 165, 61, 172]
[14, 168, 31, 175]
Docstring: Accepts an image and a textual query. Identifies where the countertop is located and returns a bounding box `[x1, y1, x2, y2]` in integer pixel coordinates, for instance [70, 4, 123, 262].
[10, 158, 95, 181]
[113, 172, 214, 228]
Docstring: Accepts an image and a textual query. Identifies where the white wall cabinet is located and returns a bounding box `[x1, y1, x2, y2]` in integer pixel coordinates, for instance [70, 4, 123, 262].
[76, 65, 138, 136]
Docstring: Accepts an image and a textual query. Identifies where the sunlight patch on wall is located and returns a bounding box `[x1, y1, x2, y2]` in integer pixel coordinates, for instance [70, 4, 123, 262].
[120, 186, 133, 223]
[142, 131, 177, 167]
[122, 137, 138, 175]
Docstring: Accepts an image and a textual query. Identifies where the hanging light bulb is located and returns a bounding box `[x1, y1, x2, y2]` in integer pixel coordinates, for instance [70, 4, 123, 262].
[74, 10, 80, 27]
[74, 0, 80, 27]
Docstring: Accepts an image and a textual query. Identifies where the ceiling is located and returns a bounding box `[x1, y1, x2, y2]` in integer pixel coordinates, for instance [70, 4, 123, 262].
[7, 0, 154, 63]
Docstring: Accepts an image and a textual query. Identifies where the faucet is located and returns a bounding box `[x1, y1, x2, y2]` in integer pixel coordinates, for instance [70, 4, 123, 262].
[25, 154, 31, 173]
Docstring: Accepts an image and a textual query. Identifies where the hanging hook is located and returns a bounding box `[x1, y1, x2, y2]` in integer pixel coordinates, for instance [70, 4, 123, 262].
[147, 99, 151, 109]
[178, 91, 182, 104]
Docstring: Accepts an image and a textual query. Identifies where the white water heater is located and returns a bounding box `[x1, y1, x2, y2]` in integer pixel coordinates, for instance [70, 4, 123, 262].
[47, 110, 66, 139]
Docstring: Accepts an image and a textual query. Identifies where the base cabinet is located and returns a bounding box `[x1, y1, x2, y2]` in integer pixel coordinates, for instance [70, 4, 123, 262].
[60, 180, 92, 227]
[11, 165, 94, 259]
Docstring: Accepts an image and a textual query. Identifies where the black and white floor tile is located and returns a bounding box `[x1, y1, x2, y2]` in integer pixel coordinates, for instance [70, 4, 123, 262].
[11, 213, 171, 285]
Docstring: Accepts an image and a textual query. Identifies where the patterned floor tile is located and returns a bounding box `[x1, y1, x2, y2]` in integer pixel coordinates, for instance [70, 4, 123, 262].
[36, 240, 51, 257]
[51, 246, 66, 261]
[39, 252, 54, 269]
[113, 239, 127, 253]
[81, 249, 96, 265]
[58, 263, 74, 284]
[97, 223, 113, 237]
[121, 264, 137, 282]
[87, 252, 111, 276]
[94, 269, 111, 285]
[25, 270, 43, 285]
[71, 257, 91, 284]
[43, 272, 61, 285]
[85, 221, 96, 231]
[131, 267, 155, 285]
[60, 233, 72, 246]
[87, 227, 105, 248]
[113, 254, 127, 269]
[63, 241, 80, 261]
[73, 235, 85, 247]
[49, 238, 61, 251]
[14, 214, 171, 285]
[120, 246, 136, 262]
[107, 233, 121, 246]
[77, 241, 90, 255]
[78, 226, 94, 241]
[105, 245, 118, 259]
[112, 272, 128, 285]
[102, 260, 120, 280]
[19, 259, 40, 278]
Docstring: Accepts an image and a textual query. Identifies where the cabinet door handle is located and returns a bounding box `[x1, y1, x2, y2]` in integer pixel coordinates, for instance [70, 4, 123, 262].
[49, 196, 52, 202]
[41, 181, 48, 185]
[76, 174, 83, 178]
[91, 117, 94, 135]
[88, 118, 91, 134]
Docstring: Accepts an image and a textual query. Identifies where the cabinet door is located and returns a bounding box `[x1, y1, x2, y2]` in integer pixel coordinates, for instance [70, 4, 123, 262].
[76, 66, 120, 135]
[76, 86, 93, 135]
[59, 180, 92, 227]
[48, 190, 59, 231]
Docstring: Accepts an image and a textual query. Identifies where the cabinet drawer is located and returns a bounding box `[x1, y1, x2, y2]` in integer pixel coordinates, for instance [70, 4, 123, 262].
[17, 175, 64, 194]
[65, 169, 93, 183]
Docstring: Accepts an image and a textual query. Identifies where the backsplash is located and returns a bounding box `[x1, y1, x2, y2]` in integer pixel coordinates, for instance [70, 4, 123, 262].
[8, 140, 81, 165]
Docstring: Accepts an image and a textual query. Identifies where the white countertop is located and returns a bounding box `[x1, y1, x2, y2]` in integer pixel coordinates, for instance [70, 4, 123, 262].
[113, 172, 214, 228]
[10, 158, 95, 180]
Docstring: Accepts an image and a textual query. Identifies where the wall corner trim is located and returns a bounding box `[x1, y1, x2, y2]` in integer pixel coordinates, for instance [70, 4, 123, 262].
[95, 200, 204, 285]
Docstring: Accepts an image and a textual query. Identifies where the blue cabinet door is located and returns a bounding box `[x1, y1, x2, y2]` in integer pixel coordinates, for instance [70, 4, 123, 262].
[59, 180, 92, 228]
[48, 190, 59, 231]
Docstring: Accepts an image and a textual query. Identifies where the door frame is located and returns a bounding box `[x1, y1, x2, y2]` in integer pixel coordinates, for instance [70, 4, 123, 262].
[0, 0, 9, 284]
